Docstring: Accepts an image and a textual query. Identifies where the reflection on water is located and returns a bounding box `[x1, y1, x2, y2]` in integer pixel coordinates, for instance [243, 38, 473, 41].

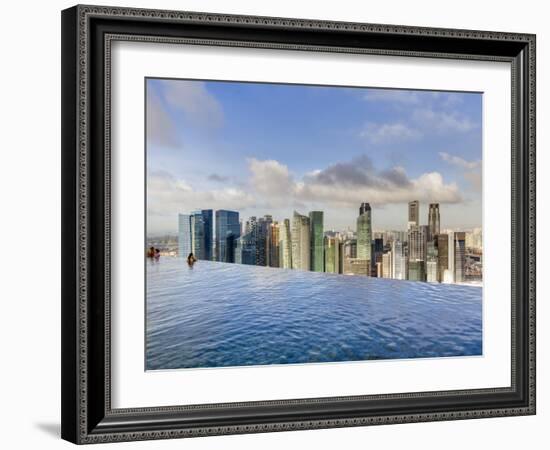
[146, 258, 482, 370]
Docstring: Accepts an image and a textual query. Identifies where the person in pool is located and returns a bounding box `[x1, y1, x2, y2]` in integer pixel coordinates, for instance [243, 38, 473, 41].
[187, 252, 197, 267]
[146, 246, 155, 258]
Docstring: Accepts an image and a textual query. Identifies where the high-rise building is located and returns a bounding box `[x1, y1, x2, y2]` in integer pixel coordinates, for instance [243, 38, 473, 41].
[356, 203, 372, 272]
[408, 260, 425, 281]
[373, 237, 384, 275]
[190, 211, 205, 259]
[215, 210, 240, 263]
[342, 239, 358, 275]
[324, 236, 339, 273]
[382, 251, 392, 278]
[454, 231, 466, 283]
[426, 240, 439, 282]
[309, 211, 324, 272]
[408, 225, 428, 263]
[178, 214, 192, 258]
[280, 218, 292, 269]
[291, 211, 311, 270]
[408, 200, 419, 228]
[436, 233, 449, 282]
[190, 210, 213, 260]
[269, 222, 280, 268]
[444, 232, 456, 283]
[254, 215, 272, 266]
[235, 232, 256, 265]
[466, 228, 483, 251]
[428, 203, 440, 240]
[392, 239, 407, 280]
[408, 224, 427, 281]
[338, 240, 344, 274]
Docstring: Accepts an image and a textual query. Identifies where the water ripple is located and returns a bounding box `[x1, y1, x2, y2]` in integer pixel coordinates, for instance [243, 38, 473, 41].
[146, 259, 482, 370]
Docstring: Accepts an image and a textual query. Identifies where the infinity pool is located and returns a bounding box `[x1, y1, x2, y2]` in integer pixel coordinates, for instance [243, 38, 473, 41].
[146, 258, 482, 370]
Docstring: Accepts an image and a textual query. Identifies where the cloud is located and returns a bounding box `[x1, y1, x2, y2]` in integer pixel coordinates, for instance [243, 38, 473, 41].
[359, 89, 478, 144]
[360, 122, 422, 144]
[439, 152, 482, 192]
[439, 152, 481, 170]
[247, 158, 294, 197]
[208, 173, 229, 182]
[147, 170, 256, 219]
[160, 80, 223, 128]
[298, 156, 461, 207]
[247, 155, 461, 208]
[146, 90, 182, 148]
[413, 108, 477, 133]
[147, 156, 464, 233]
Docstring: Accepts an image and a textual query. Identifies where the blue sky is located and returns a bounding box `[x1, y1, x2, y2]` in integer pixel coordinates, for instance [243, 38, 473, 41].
[146, 78, 482, 235]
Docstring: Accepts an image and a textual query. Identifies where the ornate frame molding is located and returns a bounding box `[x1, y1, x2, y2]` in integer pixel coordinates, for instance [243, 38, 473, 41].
[62, 5, 536, 444]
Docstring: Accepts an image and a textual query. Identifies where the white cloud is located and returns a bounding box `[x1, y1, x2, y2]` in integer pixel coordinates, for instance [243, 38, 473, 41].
[413, 108, 477, 133]
[147, 170, 256, 220]
[439, 152, 481, 170]
[360, 122, 422, 144]
[247, 158, 294, 195]
[439, 152, 482, 193]
[147, 156, 465, 234]
[249, 156, 462, 208]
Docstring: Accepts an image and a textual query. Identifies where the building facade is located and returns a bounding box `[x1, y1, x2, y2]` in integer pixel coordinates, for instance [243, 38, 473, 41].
[309, 211, 324, 272]
[291, 211, 311, 271]
[356, 203, 372, 271]
[177, 213, 192, 258]
[408, 200, 419, 228]
[280, 218, 292, 269]
[215, 210, 240, 263]
[428, 203, 440, 240]
[268, 222, 280, 268]
[324, 235, 339, 273]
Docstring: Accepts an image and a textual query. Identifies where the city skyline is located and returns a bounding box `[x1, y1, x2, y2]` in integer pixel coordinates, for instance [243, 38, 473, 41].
[147, 79, 482, 235]
[172, 199, 482, 285]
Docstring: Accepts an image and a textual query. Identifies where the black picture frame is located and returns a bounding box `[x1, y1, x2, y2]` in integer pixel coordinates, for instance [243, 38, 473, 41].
[61, 4, 536, 444]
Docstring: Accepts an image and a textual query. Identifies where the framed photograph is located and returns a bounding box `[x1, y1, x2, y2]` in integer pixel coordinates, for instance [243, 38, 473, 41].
[61, 5, 536, 444]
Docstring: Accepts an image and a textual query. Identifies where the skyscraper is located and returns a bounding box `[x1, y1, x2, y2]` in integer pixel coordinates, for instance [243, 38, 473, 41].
[408, 224, 428, 281]
[426, 240, 439, 282]
[356, 203, 372, 272]
[269, 222, 280, 268]
[291, 211, 310, 270]
[178, 214, 192, 258]
[454, 231, 466, 283]
[382, 251, 393, 278]
[215, 210, 240, 263]
[408, 260, 425, 281]
[309, 211, 324, 272]
[444, 232, 456, 283]
[255, 215, 272, 266]
[392, 239, 407, 280]
[428, 203, 440, 240]
[190, 211, 205, 259]
[190, 210, 213, 261]
[324, 236, 339, 273]
[342, 239, 357, 275]
[373, 237, 384, 276]
[436, 233, 449, 282]
[280, 218, 292, 269]
[408, 200, 419, 228]
[201, 209, 213, 261]
[235, 232, 256, 265]
[408, 225, 428, 262]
